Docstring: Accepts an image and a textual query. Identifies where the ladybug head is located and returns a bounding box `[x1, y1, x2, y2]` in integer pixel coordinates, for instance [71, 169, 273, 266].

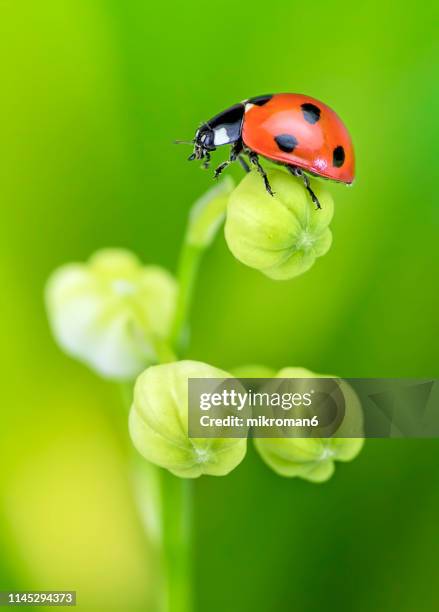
[187, 124, 216, 161]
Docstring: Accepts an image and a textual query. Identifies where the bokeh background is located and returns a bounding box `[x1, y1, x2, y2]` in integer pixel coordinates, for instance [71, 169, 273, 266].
[1, 1, 438, 610]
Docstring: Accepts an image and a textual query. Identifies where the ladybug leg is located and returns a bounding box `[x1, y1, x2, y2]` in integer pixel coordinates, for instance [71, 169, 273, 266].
[213, 159, 230, 179]
[202, 151, 211, 169]
[248, 152, 274, 196]
[289, 167, 321, 209]
[238, 155, 250, 173]
[213, 142, 241, 179]
[302, 173, 321, 210]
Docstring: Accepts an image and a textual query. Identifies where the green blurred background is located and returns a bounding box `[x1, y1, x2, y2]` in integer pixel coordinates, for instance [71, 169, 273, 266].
[1, 0, 438, 610]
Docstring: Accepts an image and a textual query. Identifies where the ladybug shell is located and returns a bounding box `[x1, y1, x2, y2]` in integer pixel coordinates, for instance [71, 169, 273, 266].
[242, 93, 355, 184]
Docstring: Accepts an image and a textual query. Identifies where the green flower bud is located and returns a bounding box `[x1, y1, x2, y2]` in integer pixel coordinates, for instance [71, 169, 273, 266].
[45, 249, 177, 380]
[129, 360, 247, 478]
[224, 169, 334, 280]
[231, 364, 277, 378]
[254, 367, 364, 482]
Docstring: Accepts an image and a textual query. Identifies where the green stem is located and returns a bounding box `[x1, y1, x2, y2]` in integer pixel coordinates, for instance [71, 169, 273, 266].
[169, 178, 232, 353]
[134, 183, 231, 611]
[153, 335, 178, 364]
[160, 240, 201, 612]
[170, 241, 203, 353]
[120, 387, 164, 609]
[159, 471, 193, 612]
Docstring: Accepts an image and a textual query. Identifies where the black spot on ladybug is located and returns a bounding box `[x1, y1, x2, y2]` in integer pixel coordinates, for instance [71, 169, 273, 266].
[274, 134, 298, 153]
[301, 103, 321, 124]
[332, 145, 345, 167]
[248, 94, 273, 106]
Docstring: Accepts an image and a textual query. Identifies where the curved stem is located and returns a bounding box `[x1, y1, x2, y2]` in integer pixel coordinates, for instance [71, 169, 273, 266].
[153, 335, 178, 364]
[169, 178, 232, 354]
[133, 181, 232, 611]
[126, 244, 201, 612]
[170, 242, 203, 353]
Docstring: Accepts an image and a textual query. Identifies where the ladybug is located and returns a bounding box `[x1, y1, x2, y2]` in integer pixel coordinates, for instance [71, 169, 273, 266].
[181, 93, 355, 209]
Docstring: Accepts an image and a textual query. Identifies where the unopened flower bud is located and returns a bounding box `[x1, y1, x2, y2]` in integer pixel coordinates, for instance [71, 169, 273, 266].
[224, 169, 334, 280]
[45, 249, 177, 380]
[254, 367, 364, 482]
[231, 364, 277, 378]
[129, 360, 247, 478]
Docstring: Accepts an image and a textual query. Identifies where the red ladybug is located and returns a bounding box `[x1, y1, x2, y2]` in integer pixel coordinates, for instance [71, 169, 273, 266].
[182, 93, 355, 209]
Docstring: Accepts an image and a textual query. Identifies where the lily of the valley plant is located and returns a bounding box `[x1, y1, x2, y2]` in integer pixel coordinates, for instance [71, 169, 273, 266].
[46, 168, 363, 612]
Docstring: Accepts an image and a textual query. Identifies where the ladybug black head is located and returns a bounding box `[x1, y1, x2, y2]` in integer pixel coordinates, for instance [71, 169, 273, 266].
[184, 103, 245, 162]
[196, 125, 216, 150]
[187, 125, 216, 161]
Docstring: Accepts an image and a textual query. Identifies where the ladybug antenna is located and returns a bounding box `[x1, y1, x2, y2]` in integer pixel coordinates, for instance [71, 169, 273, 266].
[174, 139, 194, 145]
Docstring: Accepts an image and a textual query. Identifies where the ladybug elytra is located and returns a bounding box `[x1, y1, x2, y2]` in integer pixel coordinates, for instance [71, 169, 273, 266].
[182, 93, 355, 209]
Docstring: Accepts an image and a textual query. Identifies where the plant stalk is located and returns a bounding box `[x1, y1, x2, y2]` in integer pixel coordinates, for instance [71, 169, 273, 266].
[138, 185, 229, 611]
[159, 470, 193, 612]
[170, 241, 203, 353]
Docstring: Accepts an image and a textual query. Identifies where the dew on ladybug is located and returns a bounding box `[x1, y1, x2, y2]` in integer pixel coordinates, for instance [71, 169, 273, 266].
[178, 93, 355, 209]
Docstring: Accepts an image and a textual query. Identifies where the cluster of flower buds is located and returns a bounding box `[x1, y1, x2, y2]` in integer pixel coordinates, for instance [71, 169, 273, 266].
[46, 172, 363, 482]
[128, 362, 363, 482]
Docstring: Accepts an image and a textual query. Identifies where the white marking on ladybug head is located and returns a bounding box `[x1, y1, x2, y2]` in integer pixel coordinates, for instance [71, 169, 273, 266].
[213, 127, 229, 146]
[245, 103, 255, 112]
